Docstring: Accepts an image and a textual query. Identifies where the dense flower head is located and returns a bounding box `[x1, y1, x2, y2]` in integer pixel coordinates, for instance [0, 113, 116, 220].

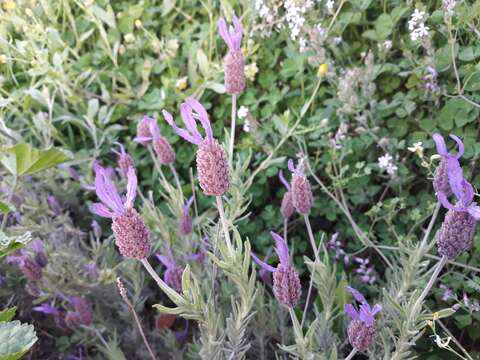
[91, 164, 151, 259]
[278, 170, 295, 220]
[156, 253, 184, 292]
[252, 232, 301, 307]
[113, 143, 134, 179]
[218, 14, 245, 94]
[65, 297, 93, 329]
[135, 116, 156, 145]
[288, 158, 313, 214]
[179, 196, 194, 236]
[6, 244, 45, 282]
[437, 210, 476, 258]
[163, 98, 230, 196]
[432, 133, 464, 197]
[344, 286, 381, 351]
[148, 118, 176, 165]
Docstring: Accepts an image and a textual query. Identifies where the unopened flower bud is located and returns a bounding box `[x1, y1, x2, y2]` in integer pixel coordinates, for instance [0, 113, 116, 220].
[112, 208, 151, 260]
[153, 136, 175, 165]
[196, 139, 230, 196]
[280, 191, 295, 220]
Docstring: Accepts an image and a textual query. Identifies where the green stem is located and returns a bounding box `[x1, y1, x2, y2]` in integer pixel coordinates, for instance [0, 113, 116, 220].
[229, 94, 237, 167]
[215, 196, 233, 255]
[1, 175, 18, 231]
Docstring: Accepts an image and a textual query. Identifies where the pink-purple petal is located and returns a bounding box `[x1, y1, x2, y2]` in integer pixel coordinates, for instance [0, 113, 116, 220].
[449, 134, 464, 159]
[433, 133, 447, 156]
[271, 231, 289, 267]
[278, 169, 291, 191]
[251, 253, 276, 273]
[90, 203, 114, 218]
[346, 286, 367, 304]
[185, 98, 213, 143]
[344, 304, 358, 320]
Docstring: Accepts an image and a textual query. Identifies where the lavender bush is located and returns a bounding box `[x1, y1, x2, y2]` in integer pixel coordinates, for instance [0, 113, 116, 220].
[1, 1, 480, 359]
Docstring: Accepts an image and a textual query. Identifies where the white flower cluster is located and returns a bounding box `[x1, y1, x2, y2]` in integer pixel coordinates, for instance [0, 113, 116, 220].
[255, 0, 274, 24]
[284, 0, 315, 51]
[378, 153, 398, 175]
[408, 9, 429, 41]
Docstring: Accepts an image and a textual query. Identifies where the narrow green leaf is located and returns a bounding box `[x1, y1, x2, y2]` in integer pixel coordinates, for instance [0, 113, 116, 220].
[0, 308, 16, 323]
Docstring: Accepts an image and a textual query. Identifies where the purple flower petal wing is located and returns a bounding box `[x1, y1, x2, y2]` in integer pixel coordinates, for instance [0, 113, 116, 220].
[148, 119, 161, 139]
[344, 304, 359, 320]
[359, 304, 375, 326]
[217, 17, 233, 50]
[179, 103, 203, 142]
[232, 14, 243, 50]
[156, 254, 174, 269]
[125, 167, 137, 208]
[163, 110, 202, 145]
[251, 253, 276, 273]
[433, 133, 447, 156]
[346, 286, 367, 304]
[467, 204, 480, 220]
[90, 202, 114, 218]
[271, 231, 289, 267]
[185, 98, 213, 143]
[449, 134, 464, 159]
[278, 170, 291, 191]
[94, 166, 124, 215]
[446, 157, 465, 203]
[371, 304, 382, 317]
[287, 159, 295, 173]
[33, 303, 59, 315]
[184, 196, 194, 214]
[437, 191, 456, 211]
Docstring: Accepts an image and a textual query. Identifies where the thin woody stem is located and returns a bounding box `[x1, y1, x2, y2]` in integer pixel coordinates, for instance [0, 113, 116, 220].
[413, 255, 448, 313]
[216, 196, 233, 254]
[303, 214, 320, 262]
[229, 94, 237, 166]
[168, 163, 183, 197]
[344, 348, 358, 360]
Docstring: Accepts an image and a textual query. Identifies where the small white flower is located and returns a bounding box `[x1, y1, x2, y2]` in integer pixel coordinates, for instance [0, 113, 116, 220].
[383, 40, 392, 49]
[378, 153, 398, 175]
[333, 36, 342, 44]
[243, 118, 251, 133]
[408, 142, 423, 153]
[326, 0, 335, 13]
[299, 37, 308, 52]
[238, 106, 249, 119]
[124, 33, 135, 43]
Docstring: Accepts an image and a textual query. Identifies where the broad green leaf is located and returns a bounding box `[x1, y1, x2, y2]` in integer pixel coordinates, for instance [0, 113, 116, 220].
[0, 201, 12, 214]
[0, 308, 16, 323]
[0, 321, 37, 360]
[0, 143, 72, 177]
[0, 231, 32, 258]
[375, 14, 394, 40]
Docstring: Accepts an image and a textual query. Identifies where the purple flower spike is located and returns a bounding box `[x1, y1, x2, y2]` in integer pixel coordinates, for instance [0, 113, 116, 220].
[345, 286, 381, 351]
[218, 14, 243, 51]
[113, 143, 134, 179]
[288, 158, 313, 214]
[179, 196, 194, 236]
[164, 98, 230, 196]
[135, 116, 156, 145]
[92, 164, 150, 260]
[251, 232, 301, 307]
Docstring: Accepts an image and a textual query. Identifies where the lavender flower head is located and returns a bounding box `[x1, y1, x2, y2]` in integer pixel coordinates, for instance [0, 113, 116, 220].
[345, 286, 381, 351]
[163, 98, 230, 196]
[134, 116, 156, 145]
[252, 232, 301, 307]
[436, 162, 480, 257]
[156, 253, 184, 292]
[113, 143, 134, 179]
[7, 249, 43, 282]
[47, 195, 62, 215]
[288, 158, 313, 215]
[278, 170, 295, 220]
[65, 297, 93, 329]
[149, 118, 176, 165]
[432, 133, 464, 197]
[218, 14, 245, 95]
[179, 196, 194, 236]
[91, 164, 150, 259]
[31, 238, 48, 268]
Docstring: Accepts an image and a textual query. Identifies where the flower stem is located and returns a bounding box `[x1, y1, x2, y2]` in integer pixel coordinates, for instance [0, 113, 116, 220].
[215, 196, 233, 255]
[413, 255, 448, 312]
[345, 348, 358, 360]
[303, 214, 320, 262]
[229, 94, 237, 167]
[121, 292, 157, 360]
[1, 174, 17, 231]
[168, 163, 183, 196]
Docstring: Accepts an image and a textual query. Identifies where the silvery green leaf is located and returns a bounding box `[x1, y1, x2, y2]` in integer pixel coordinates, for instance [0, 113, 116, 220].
[0, 231, 32, 258]
[0, 320, 37, 360]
